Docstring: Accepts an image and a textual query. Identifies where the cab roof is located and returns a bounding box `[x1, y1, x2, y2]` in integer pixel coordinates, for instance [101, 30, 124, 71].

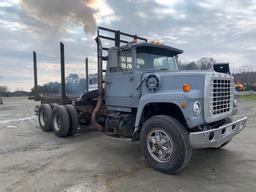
[111, 42, 183, 55]
[134, 42, 183, 55]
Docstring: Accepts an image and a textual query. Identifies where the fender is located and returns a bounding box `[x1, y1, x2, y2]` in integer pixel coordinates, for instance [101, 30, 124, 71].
[134, 90, 204, 133]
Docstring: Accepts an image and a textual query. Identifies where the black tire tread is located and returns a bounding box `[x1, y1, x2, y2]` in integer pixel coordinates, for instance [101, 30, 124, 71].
[52, 105, 70, 137]
[38, 104, 53, 132]
[140, 115, 192, 174]
[50, 103, 59, 109]
[65, 104, 78, 136]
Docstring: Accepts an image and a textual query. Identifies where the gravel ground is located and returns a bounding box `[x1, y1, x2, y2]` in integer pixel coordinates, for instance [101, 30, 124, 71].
[0, 97, 255, 192]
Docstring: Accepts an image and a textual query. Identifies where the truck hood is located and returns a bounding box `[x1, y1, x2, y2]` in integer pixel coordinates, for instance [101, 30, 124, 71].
[141, 70, 208, 94]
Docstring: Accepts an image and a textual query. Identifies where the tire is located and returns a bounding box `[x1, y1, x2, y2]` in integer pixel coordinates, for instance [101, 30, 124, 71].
[52, 105, 71, 137]
[50, 103, 59, 109]
[65, 105, 78, 136]
[38, 104, 53, 132]
[140, 115, 192, 174]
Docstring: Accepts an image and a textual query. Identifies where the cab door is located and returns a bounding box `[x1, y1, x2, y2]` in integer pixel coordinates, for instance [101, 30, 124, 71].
[105, 48, 140, 110]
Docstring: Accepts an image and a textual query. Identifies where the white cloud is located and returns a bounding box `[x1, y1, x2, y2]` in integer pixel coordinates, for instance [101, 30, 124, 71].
[62, 38, 76, 43]
[0, 19, 27, 31]
[137, 12, 147, 19]
[155, 0, 183, 7]
[88, 0, 120, 25]
[0, 0, 19, 7]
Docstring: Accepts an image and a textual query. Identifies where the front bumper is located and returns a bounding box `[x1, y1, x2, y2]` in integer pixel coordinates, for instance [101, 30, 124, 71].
[189, 116, 247, 148]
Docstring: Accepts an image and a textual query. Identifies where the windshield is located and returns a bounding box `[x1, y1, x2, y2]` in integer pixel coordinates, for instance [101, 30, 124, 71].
[136, 46, 179, 72]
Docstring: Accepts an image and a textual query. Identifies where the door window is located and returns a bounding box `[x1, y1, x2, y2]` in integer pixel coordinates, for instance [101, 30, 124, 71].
[110, 49, 132, 72]
[119, 50, 132, 71]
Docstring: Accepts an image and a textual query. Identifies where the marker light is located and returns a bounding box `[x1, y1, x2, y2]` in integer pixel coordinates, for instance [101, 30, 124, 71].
[183, 84, 191, 92]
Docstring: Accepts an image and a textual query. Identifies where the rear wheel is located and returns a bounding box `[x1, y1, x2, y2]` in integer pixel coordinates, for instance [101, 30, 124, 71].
[140, 115, 192, 174]
[52, 105, 70, 137]
[38, 104, 53, 132]
[50, 103, 59, 109]
[65, 105, 78, 136]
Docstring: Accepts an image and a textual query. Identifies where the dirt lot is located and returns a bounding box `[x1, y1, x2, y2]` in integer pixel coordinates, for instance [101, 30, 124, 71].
[0, 97, 255, 192]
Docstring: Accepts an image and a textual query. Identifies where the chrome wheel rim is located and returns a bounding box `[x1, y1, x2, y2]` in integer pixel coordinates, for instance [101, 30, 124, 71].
[147, 129, 174, 162]
[53, 114, 61, 132]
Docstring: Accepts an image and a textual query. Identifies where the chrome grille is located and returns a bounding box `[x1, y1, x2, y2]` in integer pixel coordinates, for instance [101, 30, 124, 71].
[209, 79, 232, 116]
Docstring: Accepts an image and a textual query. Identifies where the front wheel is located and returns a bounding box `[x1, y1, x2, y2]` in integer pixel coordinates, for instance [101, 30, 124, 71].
[140, 115, 192, 174]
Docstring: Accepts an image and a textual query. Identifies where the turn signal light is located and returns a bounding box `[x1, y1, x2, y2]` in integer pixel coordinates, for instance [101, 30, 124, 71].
[183, 84, 191, 92]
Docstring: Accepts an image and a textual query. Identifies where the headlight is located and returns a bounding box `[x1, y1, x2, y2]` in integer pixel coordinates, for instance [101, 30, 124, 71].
[233, 98, 238, 107]
[193, 101, 201, 116]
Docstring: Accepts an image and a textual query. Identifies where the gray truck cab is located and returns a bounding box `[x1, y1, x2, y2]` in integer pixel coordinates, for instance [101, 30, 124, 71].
[105, 43, 182, 111]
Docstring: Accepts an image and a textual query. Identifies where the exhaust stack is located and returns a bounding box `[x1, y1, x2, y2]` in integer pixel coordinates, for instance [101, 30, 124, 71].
[91, 36, 104, 131]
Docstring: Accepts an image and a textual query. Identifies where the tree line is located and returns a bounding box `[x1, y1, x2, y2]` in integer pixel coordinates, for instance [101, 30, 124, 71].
[1, 57, 256, 96]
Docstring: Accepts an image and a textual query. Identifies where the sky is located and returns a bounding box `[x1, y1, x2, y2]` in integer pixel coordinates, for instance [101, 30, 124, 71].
[0, 0, 256, 91]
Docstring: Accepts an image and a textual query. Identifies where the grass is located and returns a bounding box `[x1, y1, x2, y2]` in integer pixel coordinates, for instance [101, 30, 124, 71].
[238, 94, 256, 100]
